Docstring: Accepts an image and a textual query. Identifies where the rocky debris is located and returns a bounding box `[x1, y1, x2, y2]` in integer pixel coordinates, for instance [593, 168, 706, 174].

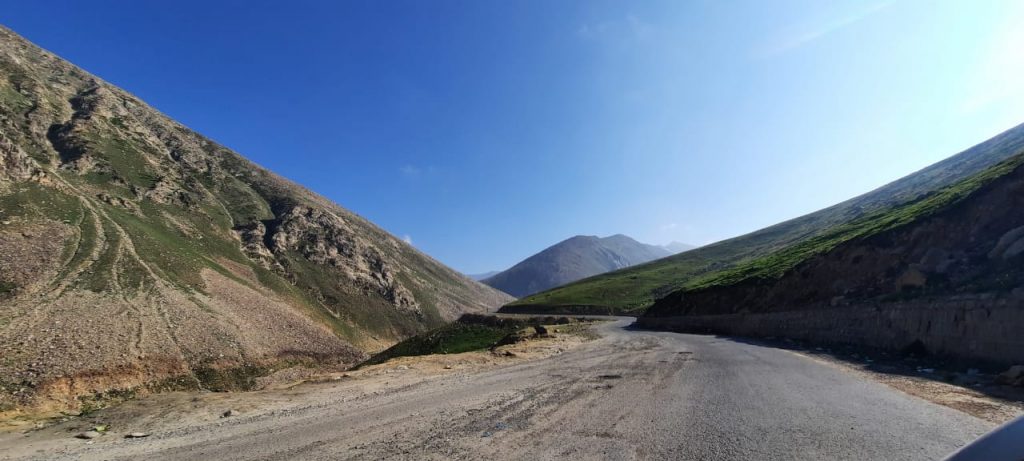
[143, 177, 194, 208]
[269, 206, 419, 310]
[125, 432, 150, 438]
[222, 409, 237, 418]
[75, 431, 101, 439]
[996, 365, 1024, 386]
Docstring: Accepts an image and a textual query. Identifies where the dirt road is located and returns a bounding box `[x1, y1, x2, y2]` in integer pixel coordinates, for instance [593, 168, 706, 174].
[1, 319, 1001, 460]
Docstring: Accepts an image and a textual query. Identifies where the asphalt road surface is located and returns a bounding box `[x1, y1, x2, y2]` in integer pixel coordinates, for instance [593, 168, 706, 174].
[8, 319, 994, 460]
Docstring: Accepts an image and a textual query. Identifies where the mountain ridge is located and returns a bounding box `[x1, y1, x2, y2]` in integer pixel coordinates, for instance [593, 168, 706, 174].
[482, 234, 670, 298]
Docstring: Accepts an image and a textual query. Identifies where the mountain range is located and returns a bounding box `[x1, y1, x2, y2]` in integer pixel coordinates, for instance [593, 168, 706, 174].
[482, 234, 675, 298]
[0, 26, 510, 411]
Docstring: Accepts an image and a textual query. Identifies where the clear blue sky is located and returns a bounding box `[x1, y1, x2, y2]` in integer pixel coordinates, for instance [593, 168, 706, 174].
[3, 1, 1023, 274]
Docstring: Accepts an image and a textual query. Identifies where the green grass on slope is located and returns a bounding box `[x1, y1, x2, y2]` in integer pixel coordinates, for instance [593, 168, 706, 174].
[512, 147, 1024, 314]
[687, 152, 1024, 291]
[356, 322, 516, 367]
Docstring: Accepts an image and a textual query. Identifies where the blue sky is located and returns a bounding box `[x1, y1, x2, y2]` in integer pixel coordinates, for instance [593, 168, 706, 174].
[3, 1, 1024, 274]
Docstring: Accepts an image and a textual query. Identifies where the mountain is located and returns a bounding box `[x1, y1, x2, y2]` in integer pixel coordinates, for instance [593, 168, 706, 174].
[482, 234, 671, 298]
[467, 271, 500, 281]
[506, 122, 1024, 314]
[641, 151, 1024, 365]
[0, 26, 511, 411]
[662, 241, 696, 254]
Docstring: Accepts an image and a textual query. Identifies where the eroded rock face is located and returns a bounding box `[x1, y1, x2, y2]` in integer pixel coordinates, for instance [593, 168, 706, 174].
[0, 130, 35, 182]
[269, 206, 419, 310]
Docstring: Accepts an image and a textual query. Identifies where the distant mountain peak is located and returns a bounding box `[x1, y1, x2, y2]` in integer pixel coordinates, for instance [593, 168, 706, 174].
[662, 241, 696, 254]
[482, 234, 672, 297]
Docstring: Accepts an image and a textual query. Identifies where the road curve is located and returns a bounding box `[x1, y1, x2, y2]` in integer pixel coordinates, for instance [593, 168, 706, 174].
[13, 319, 994, 460]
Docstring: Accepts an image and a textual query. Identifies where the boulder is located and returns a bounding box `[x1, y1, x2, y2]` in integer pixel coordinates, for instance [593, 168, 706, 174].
[996, 365, 1024, 386]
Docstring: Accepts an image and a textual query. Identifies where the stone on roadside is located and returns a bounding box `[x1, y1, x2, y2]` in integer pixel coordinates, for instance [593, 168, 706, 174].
[125, 432, 150, 438]
[75, 431, 101, 439]
[222, 409, 237, 418]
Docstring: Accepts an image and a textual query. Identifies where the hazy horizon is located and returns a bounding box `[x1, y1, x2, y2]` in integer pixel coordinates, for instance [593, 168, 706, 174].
[4, 1, 1023, 273]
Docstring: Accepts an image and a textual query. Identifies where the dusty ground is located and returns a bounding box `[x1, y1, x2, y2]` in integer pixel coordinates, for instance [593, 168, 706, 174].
[0, 323, 593, 458]
[1, 320, 1018, 460]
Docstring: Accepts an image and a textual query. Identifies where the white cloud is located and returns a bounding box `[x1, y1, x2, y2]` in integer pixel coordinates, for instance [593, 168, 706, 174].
[399, 164, 421, 178]
[659, 222, 678, 232]
[402, 234, 413, 245]
[759, 2, 891, 57]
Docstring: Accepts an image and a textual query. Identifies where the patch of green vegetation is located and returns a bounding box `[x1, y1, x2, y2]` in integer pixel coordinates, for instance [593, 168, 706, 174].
[511, 137, 1024, 314]
[210, 175, 274, 225]
[358, 315, 591, 367]
[0, 281, 16, 294]
[105, 201, 250, 291]
[0, 182, 82, 223]
[108, 115, 126, 129]
[359, 323, 515, 367]
[193, 364, 269, 392]
[91, 135, 161, 189]
[76, 387, 139, 416]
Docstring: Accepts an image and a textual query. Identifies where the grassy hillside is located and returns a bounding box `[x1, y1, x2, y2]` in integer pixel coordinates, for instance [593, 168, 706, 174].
[508, 123, 1024, 314]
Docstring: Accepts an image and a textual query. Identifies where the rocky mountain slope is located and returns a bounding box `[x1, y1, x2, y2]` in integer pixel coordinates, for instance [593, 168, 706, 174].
[641, 151, 1024, 364]
[0, 26, 511, 412]
[483, 234, 671, 298]
[508, 123, 1024, 314]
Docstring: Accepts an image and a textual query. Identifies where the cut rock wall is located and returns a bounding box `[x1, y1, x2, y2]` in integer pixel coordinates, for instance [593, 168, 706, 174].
[636, 295, 1024, 366]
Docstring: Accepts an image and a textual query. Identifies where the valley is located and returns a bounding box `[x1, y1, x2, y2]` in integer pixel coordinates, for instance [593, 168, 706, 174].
[2, 7, 1024, 460]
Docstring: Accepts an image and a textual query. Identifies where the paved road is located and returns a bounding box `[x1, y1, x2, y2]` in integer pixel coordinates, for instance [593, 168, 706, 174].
[12, 319, 993, 460]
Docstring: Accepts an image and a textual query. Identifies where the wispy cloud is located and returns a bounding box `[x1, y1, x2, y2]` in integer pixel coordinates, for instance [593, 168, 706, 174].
[399, 164, 422, 178]
[400, 164, 439, 180]
[402, 234, 413, 245]
[659, 222, 678, 232]
[577, 13, 655, 42]
[759, 2, 891, 58]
